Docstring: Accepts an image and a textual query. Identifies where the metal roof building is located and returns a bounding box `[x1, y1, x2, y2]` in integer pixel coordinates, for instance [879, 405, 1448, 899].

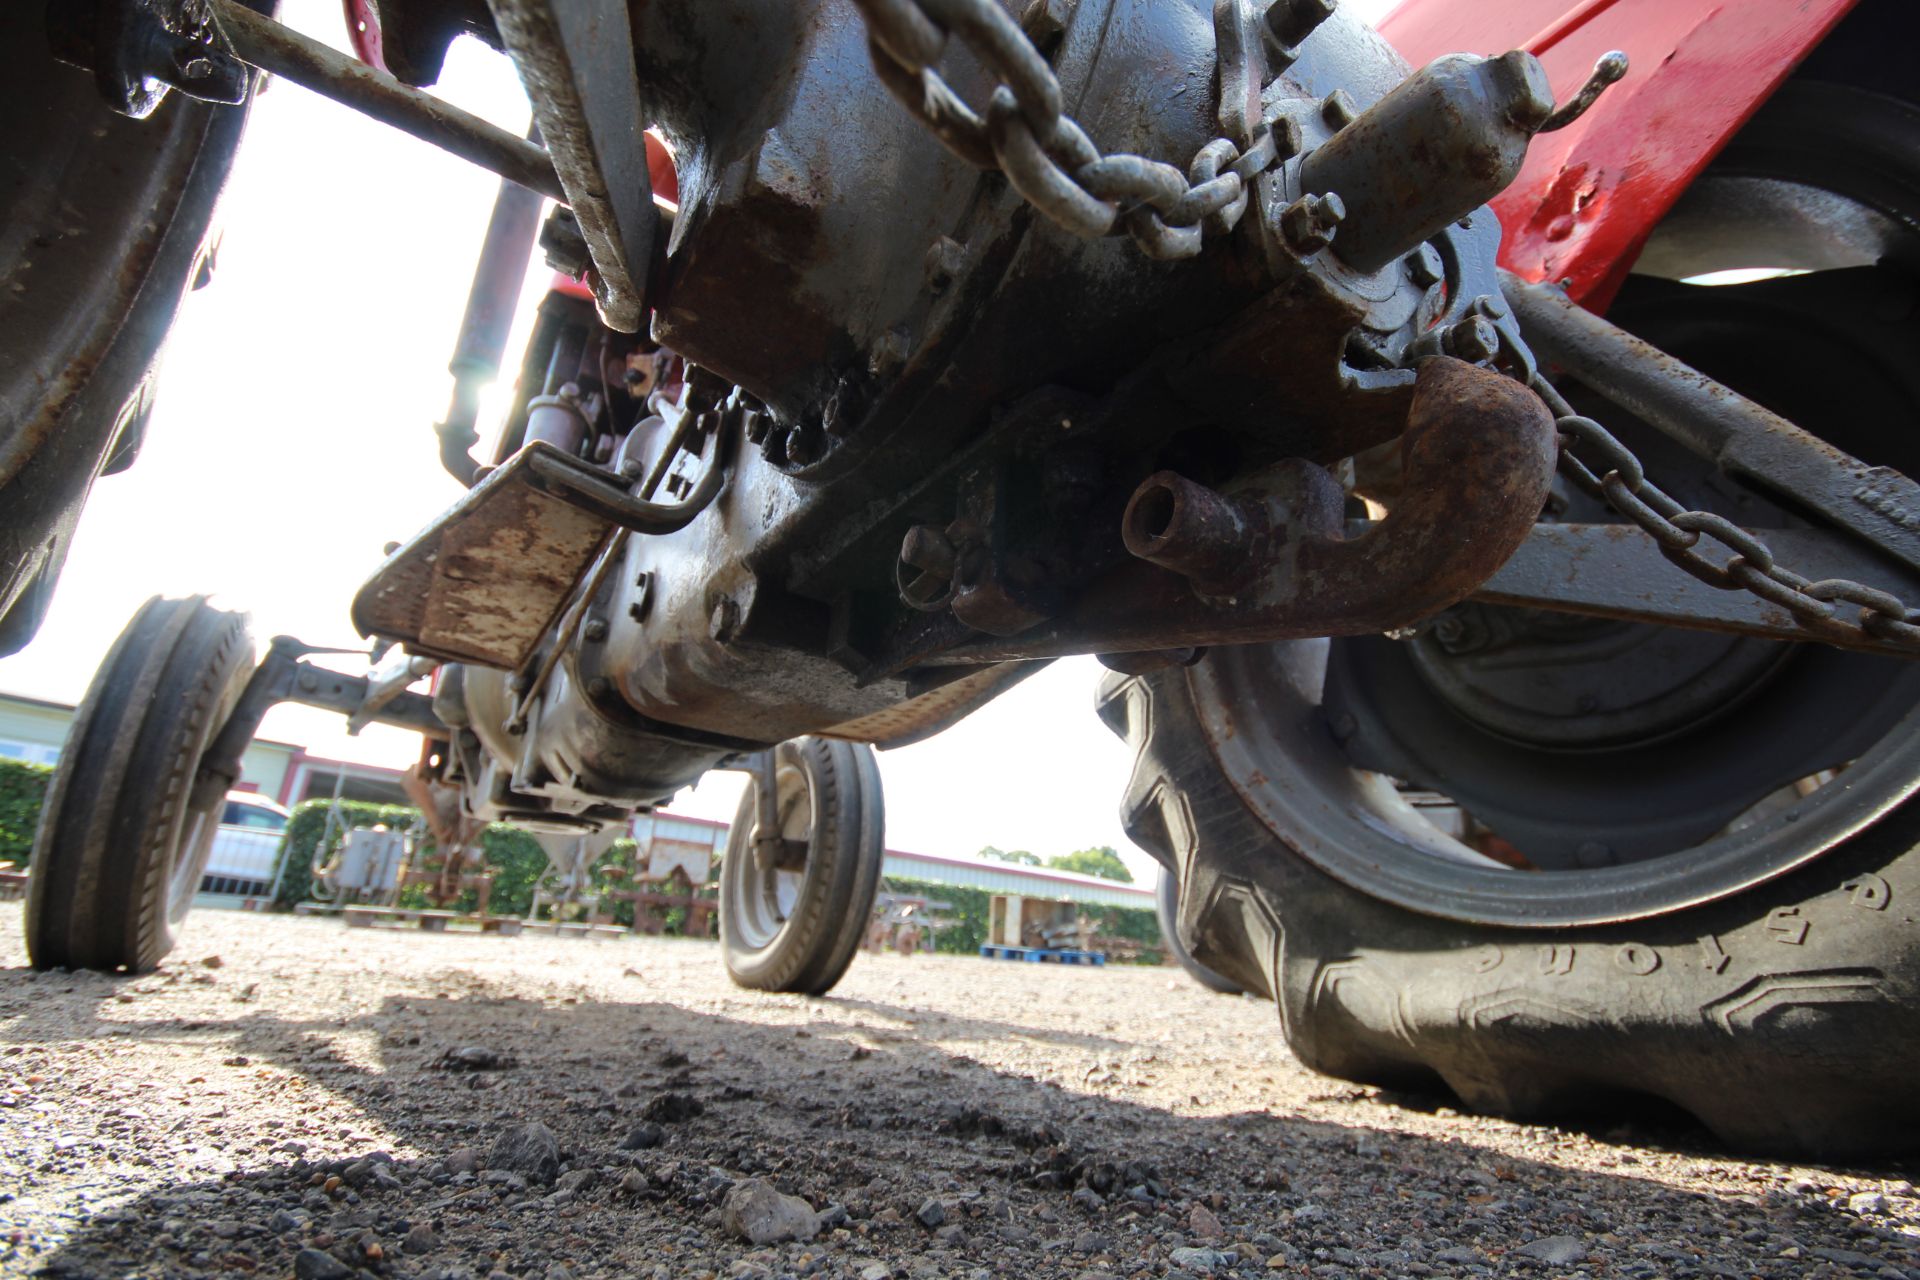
[631, 811, 1152, 908]
[879, 846, 1152, 909]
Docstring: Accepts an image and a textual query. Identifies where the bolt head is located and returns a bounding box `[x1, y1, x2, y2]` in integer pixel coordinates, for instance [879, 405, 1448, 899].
[868, 329, 914, 380]
[1493, 50, 1556, 132]
[586, 676, 612, 699]
[1280, 193, 1343, 254]
[1406, 243, 1444, 288]
[783, 422, 825, 467]
[900, 525, 957, 578]
[1265, 0, 1336, 52]
[582, 617, 608, 643]
[923, 236, 966, 293]
[1019, 0, 1069, 49]
[1320, 87, 1358, 130]
[1448, 315, 1500, 363]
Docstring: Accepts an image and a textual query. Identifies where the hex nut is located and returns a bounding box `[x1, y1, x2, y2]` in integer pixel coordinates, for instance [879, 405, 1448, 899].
[1280, 192, 1346, 255]
[1406, 243, 1444, 288]
[1446, 315, 1501, 363]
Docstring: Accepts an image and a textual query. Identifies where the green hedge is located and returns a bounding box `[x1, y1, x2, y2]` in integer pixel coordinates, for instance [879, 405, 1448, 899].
[882, 874, 1164, 964]
[0, 758, 51, 866]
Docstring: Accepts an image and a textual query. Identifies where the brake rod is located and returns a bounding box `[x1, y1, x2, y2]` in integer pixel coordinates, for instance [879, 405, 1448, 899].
[1504, 270, 1920, 576]
[207, 0, 567, 204]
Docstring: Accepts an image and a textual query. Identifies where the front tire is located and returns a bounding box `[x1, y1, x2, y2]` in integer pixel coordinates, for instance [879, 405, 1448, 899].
[26, 596, 254, 972]
[720, 738, 885, 995]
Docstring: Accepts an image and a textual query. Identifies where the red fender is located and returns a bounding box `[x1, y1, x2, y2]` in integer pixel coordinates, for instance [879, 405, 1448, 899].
[1379, 0, 1860, 310]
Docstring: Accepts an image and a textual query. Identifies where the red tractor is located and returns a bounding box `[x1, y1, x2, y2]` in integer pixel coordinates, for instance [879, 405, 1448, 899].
[7, 0, 1919, 1157]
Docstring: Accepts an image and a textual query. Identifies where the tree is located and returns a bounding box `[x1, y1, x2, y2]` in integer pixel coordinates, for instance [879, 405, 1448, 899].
[1047, 846, 1133, 883]
[977, 844, 1042, 867]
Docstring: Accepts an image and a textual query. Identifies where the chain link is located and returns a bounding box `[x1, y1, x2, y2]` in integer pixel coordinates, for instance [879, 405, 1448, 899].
[1531, 375, 1920, 652]
[852, 0, 1276, 260]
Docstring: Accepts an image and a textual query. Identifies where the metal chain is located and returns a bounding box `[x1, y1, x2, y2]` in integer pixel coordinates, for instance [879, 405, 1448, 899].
[852, 0, 1276, 260]
[854, 2, 1920, 650]
[1531, 374, 1920, 651]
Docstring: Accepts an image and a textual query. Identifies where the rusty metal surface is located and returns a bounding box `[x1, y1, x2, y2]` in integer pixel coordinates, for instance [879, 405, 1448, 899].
[351, 448, 613, 670]
[484, 0, 654, 331]
[929, 358, 1557, 662]
[208, 0, 566, 202]
[815, 661, 1045, 748]
[1475, 523, 1920, 657]
[1120, 471, 1271, 596]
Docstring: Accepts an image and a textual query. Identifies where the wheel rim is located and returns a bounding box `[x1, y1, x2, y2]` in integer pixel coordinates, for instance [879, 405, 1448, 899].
[1196, 83, 1920, 925]
[727, 757, 813, 951]
[1193, 641, 1920, 926]
[166, 807, 217, 925]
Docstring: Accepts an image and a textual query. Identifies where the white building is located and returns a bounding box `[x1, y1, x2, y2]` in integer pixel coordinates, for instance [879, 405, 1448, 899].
[0, 689, 410, 806]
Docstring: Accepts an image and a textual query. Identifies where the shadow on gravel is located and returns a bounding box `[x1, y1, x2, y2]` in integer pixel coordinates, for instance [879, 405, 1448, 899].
[8, 965, 1920, 1280]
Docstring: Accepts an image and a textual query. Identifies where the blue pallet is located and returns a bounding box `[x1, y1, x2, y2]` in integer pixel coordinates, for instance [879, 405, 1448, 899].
[978, 944, 1106, 966]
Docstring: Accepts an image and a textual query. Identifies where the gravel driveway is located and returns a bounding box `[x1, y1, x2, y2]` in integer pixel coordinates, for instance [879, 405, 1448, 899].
[2, 908, 1916, 1280]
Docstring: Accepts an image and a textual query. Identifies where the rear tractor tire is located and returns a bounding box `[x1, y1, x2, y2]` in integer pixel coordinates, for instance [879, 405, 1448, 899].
[1157, 866, 1242, 995]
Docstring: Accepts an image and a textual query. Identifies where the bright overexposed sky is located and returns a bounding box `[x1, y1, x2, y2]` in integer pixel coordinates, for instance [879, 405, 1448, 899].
[0, 0, 1400, 881]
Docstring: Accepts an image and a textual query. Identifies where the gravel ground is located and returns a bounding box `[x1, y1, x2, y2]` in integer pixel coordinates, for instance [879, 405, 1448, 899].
[2, 909, 1918, 1280]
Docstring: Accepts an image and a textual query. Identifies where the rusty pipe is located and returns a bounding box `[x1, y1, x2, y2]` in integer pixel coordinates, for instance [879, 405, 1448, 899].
[1292, 356, 1558, 625]
[932, 358, 1557, 662]
[1121, 471, 1269, 594]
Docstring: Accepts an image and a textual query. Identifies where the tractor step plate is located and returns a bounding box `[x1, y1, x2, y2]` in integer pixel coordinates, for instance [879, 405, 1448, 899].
[350, 443, 613, 670]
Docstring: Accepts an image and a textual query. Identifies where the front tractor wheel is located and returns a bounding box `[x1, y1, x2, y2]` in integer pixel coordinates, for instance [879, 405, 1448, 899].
[720, 737, 885, 995]
[26, 595, 255, 972]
